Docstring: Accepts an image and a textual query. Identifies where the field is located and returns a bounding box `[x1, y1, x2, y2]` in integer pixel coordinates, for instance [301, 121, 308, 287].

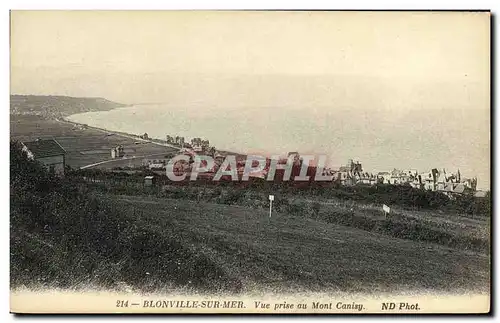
[10, 114, 177, 169]
[90, 194, 491, 293]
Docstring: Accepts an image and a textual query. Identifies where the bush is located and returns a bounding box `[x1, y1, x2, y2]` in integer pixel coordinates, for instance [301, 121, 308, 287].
[216, 189, 245, 205]
[305, 208, 489, 253]
[285, 201, 322, 218]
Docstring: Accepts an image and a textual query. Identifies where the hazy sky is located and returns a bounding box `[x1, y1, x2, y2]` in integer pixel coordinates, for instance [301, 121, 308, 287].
[10, 11, 491, 188]
[11, 11, 490, 104]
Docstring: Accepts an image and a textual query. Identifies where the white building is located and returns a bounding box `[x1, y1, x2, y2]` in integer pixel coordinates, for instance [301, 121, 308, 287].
[22, 139, 67, 176]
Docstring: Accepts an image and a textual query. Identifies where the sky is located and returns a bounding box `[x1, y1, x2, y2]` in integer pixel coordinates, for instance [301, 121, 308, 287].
[10, 11, 491, 188]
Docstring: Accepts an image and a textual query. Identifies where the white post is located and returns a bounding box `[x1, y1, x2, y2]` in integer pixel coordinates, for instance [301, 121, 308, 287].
[269, 195, 274, 218]
[382, 204, 390, 219]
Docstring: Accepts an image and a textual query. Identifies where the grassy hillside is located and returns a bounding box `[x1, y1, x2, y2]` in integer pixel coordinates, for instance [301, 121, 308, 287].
[10, 94, 127, 118]
[10, 141, 490, 294]
[104, 194, 489, 294]
[10, 141, 234, 293]
[79, 175, 490, 254]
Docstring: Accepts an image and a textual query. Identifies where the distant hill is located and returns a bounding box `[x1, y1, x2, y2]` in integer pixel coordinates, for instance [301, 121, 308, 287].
[10, 95, 128, 118]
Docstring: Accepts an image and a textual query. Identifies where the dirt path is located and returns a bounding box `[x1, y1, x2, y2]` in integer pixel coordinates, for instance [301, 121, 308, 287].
[79, 153, 169, 169]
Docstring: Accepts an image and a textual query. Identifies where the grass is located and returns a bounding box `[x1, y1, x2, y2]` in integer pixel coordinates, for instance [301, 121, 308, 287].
[289, 199, 490, 253]
[81, 178, 490, 254]
[99, 194, 490, 294]
[12, 173, 490, 295]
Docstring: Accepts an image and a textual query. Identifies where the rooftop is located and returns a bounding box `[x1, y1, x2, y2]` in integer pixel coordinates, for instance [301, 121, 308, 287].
[474, 191, 488, 198]
[23, 139, 66, 158]
[454, 184, 466, 194]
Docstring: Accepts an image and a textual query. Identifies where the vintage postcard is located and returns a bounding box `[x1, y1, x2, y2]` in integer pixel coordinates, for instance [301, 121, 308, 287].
[9, 10, 491, 314]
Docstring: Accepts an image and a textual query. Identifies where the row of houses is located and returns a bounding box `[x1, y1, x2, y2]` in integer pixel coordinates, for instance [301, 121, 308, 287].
[331, 158, 480, 196]
[165, 135, 185, 148]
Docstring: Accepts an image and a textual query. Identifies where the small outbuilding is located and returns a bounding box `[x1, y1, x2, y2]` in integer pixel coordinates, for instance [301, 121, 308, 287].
[22, 138, 66, 176]
[144, 175, 155, 187]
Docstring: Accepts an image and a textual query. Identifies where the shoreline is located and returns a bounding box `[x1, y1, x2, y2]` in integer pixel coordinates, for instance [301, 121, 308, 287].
[60, 115, 181, 151]
[62, 110, 250, 159]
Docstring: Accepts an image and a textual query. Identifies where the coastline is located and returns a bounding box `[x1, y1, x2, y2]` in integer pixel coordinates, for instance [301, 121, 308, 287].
[63, 108, 250, 159]
[60, 115, 180, 151]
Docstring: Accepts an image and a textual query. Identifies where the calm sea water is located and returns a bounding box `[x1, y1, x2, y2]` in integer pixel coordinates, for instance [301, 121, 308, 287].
[67, 104, 490, 189]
